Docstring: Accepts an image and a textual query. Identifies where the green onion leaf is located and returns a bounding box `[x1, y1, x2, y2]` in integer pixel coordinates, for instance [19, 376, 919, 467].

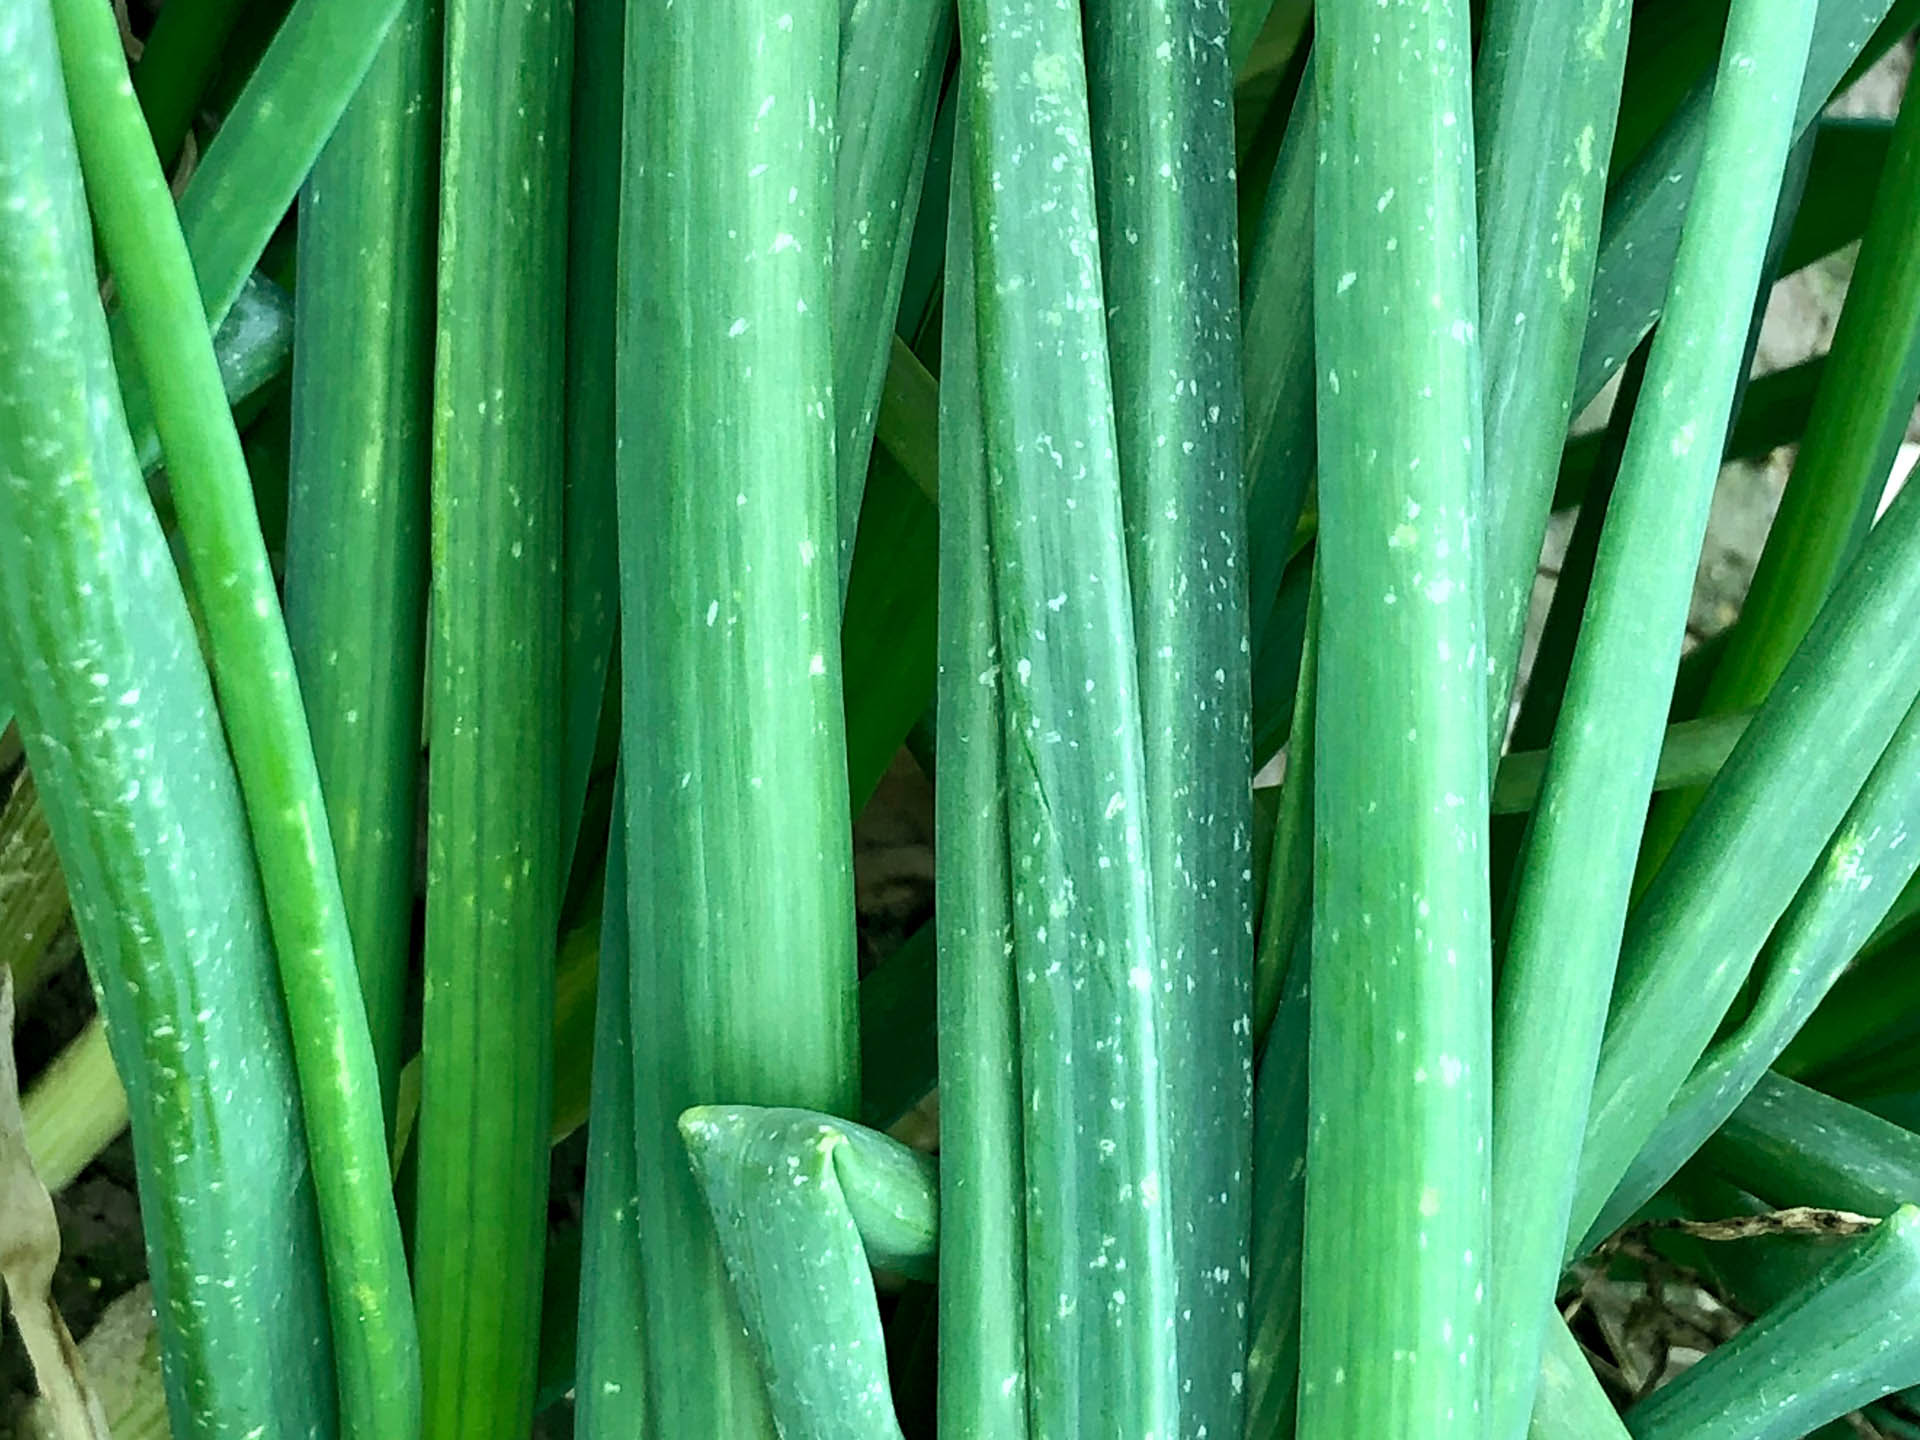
[1299, 0, 1493, 1433]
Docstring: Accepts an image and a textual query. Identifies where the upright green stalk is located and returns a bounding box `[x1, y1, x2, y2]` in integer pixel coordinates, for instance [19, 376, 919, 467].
[1486, 1, 1819, 1424]
[415, 0, 571, 1433]
[618, 5, 854, 1434]
[50, 1, 419, 1432]
[284, 0, 441, 1129]
[832, 0, 951, 576]
[1626, 1208, 1920, 1440]
[1299, 2, 1492, 1435]
[959, 3, 1176, 1430]
[0, 12, 335, 1436]
[1085, 4, 1253, 1431]
[1637, 68, 1920, 871]
[934, 109, 1029, 1439]
[1473, 0, 1631, 740]
[1244, 0, 1894, 676]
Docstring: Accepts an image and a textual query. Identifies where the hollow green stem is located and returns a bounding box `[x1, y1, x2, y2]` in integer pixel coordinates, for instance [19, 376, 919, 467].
[283, 0, 440, 1131]
[933, 115, 1028, 1436]
[1299, 2, 1493, 1435]
[1087, 3, 1253, 1427]
[50, 2, 419, 1430]
[1490, 0, 1820, 1405]
[414, 0, 571, 1430]
[617, 5, 855, 1433]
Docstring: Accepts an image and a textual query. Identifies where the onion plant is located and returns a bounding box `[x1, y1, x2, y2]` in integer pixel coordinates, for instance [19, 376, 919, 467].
[6, 0, 1920, 1437]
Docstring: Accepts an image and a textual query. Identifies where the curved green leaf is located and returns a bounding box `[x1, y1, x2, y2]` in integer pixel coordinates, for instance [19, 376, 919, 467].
[0, 7, 336, 1430]
[1626, 1207, 1920, 1440]
[51, 0, 419, 1426]
[679, 1105, 936, 1440]
[1705, 1070, 1920, 1216]
[1593, 690, 1920, 1242]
